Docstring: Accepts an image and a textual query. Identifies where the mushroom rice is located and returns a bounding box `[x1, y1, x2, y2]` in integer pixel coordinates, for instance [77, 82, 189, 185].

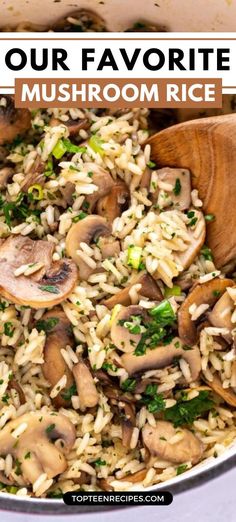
[0, 100, 234, 498]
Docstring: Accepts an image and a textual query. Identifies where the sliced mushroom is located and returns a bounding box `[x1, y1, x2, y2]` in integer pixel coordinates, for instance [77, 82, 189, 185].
[72, 361, 99, 410]
[85, 164, 115, 212]
[0, 235, 77, 308]
[176, 210, 206, 270]
[121, 337, 201, 380]
[50, 116, 90, 136]
[99, 237, 120, 259]
[59, 181, 75, 206]
[0, 167, 14, 190]
[140, 167, 152, 190]
[8, 379, 26, 405]
[120, 469, 147, 483]
[104, 273, 162, 309]
[52, 9, 107, 32]
[111, 305, 148, 353]
[0, 96, 31, 145]
[151, 168, 191, 210]
[65, 215, 111, 280]
[97, 181, 130, 223]
[204, 374, 236, 407]
[0, 412, 75, 485]
[21, 156, 45, 192]
[208, 288, 235, 330]
[142, 421, 203, 464]
[42, 309, 75, 408]
[178, 278, 234, 345]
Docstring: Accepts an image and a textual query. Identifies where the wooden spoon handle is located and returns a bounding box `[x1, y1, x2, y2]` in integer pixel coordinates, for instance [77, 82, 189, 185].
[147, 114, 236, 268]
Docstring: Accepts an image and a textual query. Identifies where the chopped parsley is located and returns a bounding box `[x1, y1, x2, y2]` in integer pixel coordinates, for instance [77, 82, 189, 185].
[61, 383, 77, 401]
[72, 211, 87, 223]
[121, 378, 136, 393]
[38, 285, 60, 294]
[14, 458, 22, 476]
[3, 322, 14, 338]
[35, 317, 59, 333]
[24, 452, 31, 459]
[176, 464, 188, 475]
[93, 458, 107, 467]
[45, 423, 56, 433]
[173, 178, 181, 196]
[141, 384, 166, 414]
[200, 245, 213, 261]
[205, 214, 215, 222]
[164, 391, 214, 427]
[147, 160, 156, 168]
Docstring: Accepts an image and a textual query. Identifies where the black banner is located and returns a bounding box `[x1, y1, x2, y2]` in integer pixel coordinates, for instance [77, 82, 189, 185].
[63, 491, 173, 506]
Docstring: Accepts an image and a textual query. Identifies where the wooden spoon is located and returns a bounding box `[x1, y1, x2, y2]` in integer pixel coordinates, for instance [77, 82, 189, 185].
[147, 113, 236, 268]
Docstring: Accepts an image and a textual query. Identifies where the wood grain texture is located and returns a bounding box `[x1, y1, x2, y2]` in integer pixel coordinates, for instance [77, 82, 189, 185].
[147, 114, 236, 268]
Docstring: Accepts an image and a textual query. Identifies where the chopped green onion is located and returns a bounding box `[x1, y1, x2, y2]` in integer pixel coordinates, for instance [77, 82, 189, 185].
[52, 139, 67, 159]
[28, 184, 44, 201]
[121, 378, 136, 392]
[88, 135, 105, 156]
[164, 285, 181, 298]
[176, 464, 188, 476]
[38, 285, 60, 294]
[62, 139, 86, 155]
[173, 178, 181, 196]
[147, 160, 156, 168]
[127, 245, 143, 269]
[149, 300, 176, 324]
[205, 213, 215, 222]
[200, 245, 213, 261]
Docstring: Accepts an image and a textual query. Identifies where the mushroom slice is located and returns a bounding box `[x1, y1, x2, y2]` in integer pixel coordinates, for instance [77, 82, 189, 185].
[52, 9, 107, 32]
[50, 116, 90, 136]
[208, 288, 235, 330]
[99, 237, 120, 259]
[178, 278, 234, 345]
[72, 361, 99, 410]
[204, 374, 236, 408]
[151, 168, 191, 210]
[83, 164, 114, 212]
[121, 337, 201, 381]
[97, 181, 130, 223]
[104, 273, 162, 309]
[140, 167, 152, 190]
[8, 379, 26, 405]
[0, 96, 31, 145]
[21, 155, 45, 192]
[0, 235, 77, 308]
[42, 309, 75, 408]
[0, 167, 14, 190]
[0, 412, 76, 485]
[111, 305, 148, 353]
[142, 421, 203, 464]
[175, 210, 206, 270]
[65, 215, 111, 280]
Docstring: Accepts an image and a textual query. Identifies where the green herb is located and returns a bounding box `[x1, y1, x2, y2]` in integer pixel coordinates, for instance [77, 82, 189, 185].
[102, 362, 118, 373]
[141, 384, 166, 413]
[164, 285, 181, 298]
[47, 489, 63, 499]
[38, 285, 60, 294]
[147, 160, 156, 168]
[187, 210, 197, 227]
[45, 423, 56, 433]
[61, 384, 77, 401]
[36, 317, 59, 333]
[212, 290, 221, 297]
[0, 301, 7, 311]
[52, 137, 85, 159]
[121, 378, 136, 392]
[4, 322, 14, 338]
[133, 21, 146, 29]
[127, 245, 143, 270]
[134, 300, 176, 356]
[0, 192, 41, 228]
[72, 211, 87, 223]
[88, 135, 105, 156]
[176, 464, 188, 475]
[200, 245, 213, 261]
[101, 440, 113, 448]
[15, 458, 22, 476]
[2, 393, 9, 404]
[173, 178, 181, 196]
[0, 380, 3, 385]
[164, 391, 214, 427]
[205, 214, 215, 222]
[149, 300, 176, 323]
[24, 452, 31, 459]
[93, 458, 107, 467]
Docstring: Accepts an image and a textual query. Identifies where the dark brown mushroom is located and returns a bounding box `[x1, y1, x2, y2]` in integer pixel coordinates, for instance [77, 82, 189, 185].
[178, 278, 234, 346]
[66, 215, 111, 280]
[99, 237, 121, 259]
[103, 273, 162, 309]
[97, 181, 130, 223]
[0, 167, 14, 190]
[50, 116, 90, 136]
[176, 210, 206, 270]
[0, 235, 78, 308]
[121, 337, 201, 380]
[8, 379, 26, 405]
[0, 96, 31, 145]
[142, 421, 203, 464]
[85, 164, 115, 212]
[21, 156, 45, 192]
[42, 309, 75, 408]
[203, 374, 236, 407]
[208, 288, 235, 330]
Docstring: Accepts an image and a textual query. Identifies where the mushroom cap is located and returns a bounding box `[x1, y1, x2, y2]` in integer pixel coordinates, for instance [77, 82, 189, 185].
[0, 167, 14, 190]
[208, 288, 235, 330]
[50, 116, 90, 135]
[42, 309, 75, 408]
[0, 235, 77, 308]
[178, 278, 234, 345]
[142, 421, 203, 464]
[111, 305, 148, 353]
[175, 210, 206, 270]
[97, 181, 130, 223]
[0, 412, 76, 484]
[104, 273, 162, 310]
[121, 337, 201, 381]
[65, 215, 111, 280]
[151, 167, 191, 210]
[84, 164, 115, 212]
[72, 361, 99, 410]
[0, 96, 31, 145]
